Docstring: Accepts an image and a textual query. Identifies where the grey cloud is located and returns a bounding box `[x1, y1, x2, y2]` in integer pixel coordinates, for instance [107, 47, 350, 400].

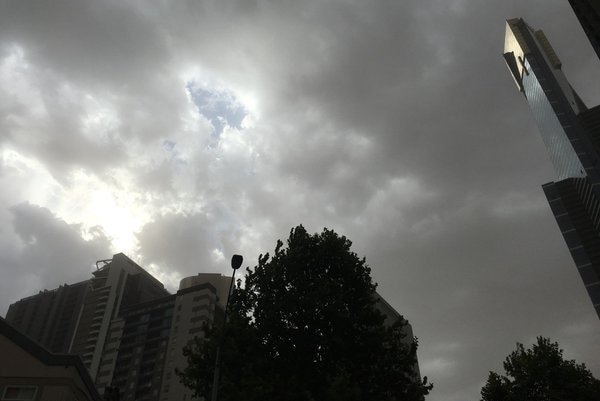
[361, 196, 599, 401]
[0, 0, 198, 182]
[0, 202, 112, 315]
[0, 1, 599, 400]
[136, 208, 242, 279]
[0, 0, 168, 89]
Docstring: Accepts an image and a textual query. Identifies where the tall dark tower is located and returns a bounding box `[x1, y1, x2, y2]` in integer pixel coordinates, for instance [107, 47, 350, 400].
[5, 253, 170, 378]
[569, 0, 600, 60]
[503, 18, 600, 318]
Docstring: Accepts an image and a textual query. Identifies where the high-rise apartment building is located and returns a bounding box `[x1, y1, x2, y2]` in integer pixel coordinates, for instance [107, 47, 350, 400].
[503, 18, 600, 318]
[70, 255, 170, 378]
[5, 280, 87, 353]
[93, 274, 231, 401]
[159, 274, 230, 401]
[5, 255, 166, 385]
[6, 254, 170, 379]
[5, 255, 232, 401]
[375, 292, 421, 379]
[94, 294, 176, 400]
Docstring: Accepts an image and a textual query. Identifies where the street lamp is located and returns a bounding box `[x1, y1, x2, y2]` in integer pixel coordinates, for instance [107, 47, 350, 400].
[210, 254, 243, 401]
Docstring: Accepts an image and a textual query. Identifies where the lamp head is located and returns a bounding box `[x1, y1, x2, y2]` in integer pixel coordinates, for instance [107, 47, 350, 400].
[231, 254, 243, 270]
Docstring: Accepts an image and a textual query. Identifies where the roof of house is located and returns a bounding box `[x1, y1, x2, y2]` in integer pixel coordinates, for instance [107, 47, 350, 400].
[0, 317, 102, 401]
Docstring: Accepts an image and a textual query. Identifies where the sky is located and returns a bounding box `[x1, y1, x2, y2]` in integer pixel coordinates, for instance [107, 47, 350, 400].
[0, 0, 599, 399]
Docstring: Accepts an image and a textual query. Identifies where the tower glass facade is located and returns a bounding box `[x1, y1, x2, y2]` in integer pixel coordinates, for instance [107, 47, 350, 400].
[504, 18, 600, 318]
[521, 56, 585, 180]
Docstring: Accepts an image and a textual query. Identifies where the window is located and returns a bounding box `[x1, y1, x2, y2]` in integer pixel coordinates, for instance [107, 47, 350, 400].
[98, 370, 112, 378]
[2, 386, 37, 400]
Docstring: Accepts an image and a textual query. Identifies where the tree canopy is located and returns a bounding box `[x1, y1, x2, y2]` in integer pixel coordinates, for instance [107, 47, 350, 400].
[480, 336, 600, 401]
[178, 225, 432, 401]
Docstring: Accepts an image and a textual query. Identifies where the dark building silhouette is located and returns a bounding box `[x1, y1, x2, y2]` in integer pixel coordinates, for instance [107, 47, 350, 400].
[5, 280, 87, 353]
[69, 255, 169, 378]
[504, 18, 600, 318]
[5, 256, 231, 401]
[569, 0, 600, 60]
[5, 256, 422, 400]
[5, 254, 169, 380]
[96, 295, 176, 401]
[375, 292, 421, 379]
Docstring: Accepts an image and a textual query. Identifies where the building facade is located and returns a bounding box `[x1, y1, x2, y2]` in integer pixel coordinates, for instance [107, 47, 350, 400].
[95, 295, 176, 401]
[6, 253, 170, 380]
[70, 255, 170, 379]
[504, 18, 600, 318]
[5, 257, 231, 401]
[5, 281, 87, 354]
[159, 274, 230, 401]
[93, 274, 230, 401]
[375, 292, 421, 379]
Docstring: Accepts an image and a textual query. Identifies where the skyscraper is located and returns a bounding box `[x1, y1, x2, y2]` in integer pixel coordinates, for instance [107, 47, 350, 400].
[5, 280, 87, 353]
[93, 276, 230, 401]
[503, 18, 600, 318]
[5, 253, 170, 377]
[5, 255, 233, 401]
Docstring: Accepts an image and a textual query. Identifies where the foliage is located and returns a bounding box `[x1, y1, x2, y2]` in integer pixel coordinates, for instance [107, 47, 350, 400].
[480, 336, 600, 401]
[178, 225, 432, 401]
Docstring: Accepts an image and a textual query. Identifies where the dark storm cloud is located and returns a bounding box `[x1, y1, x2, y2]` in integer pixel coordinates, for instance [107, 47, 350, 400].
[0, 202, 111, 315]
[0, 1, 598, 400]
[136, 209, 242, 277]
[253, 0, 556, 196]
[362, 194, 599, 400]
[0, 0, 167, 88]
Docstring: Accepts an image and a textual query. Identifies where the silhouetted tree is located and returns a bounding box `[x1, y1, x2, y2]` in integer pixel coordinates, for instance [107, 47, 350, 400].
[481, 337, 600, 401]
[178, 225, 432, 401]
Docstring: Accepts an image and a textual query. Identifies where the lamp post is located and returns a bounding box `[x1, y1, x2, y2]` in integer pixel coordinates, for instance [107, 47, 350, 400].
[210, 254, 243, 401]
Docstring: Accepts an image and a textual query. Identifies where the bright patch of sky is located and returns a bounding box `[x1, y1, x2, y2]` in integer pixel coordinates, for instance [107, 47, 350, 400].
[55, 169, 150, 253]
[186, 82, 247, 146]
[1, 148, 61, 207]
